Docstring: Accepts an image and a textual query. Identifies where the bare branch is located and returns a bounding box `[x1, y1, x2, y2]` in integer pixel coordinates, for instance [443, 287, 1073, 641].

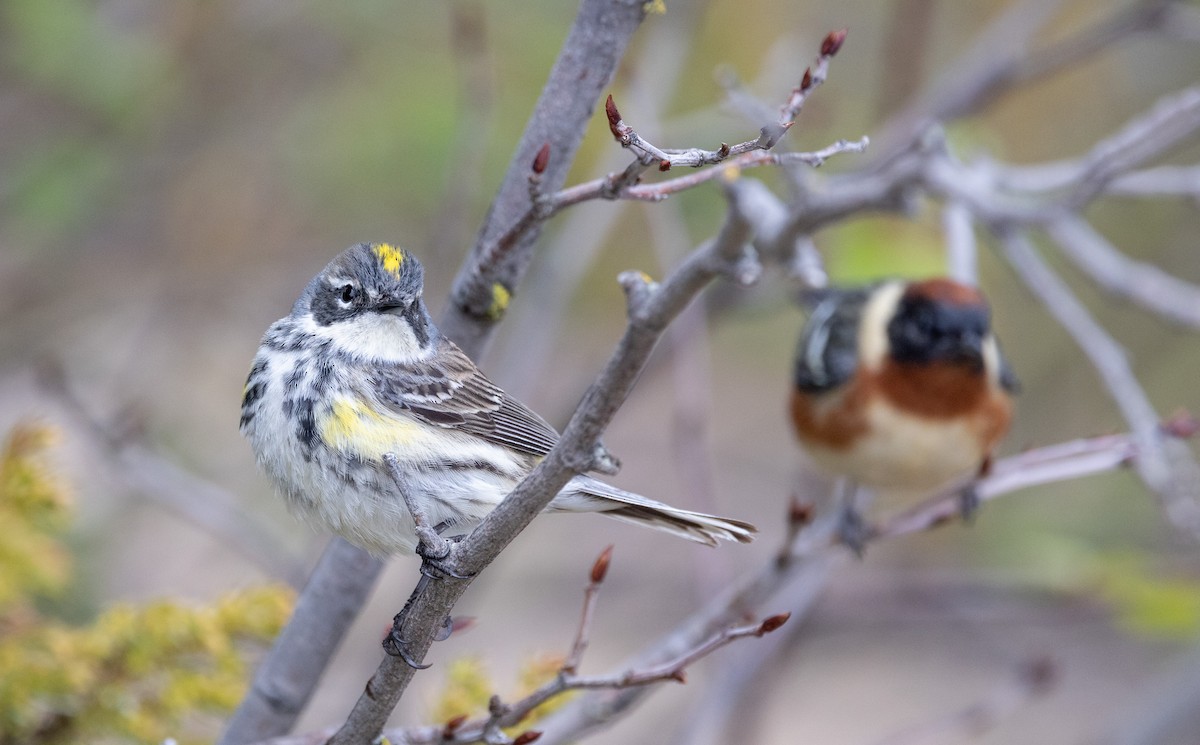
[998, 230, 1200, 536]
[535, 429, 1180, 744]
[942, 199, 977, 285]
[1046, 215, 1200, 329]
[1107, 164, 1200, 198]
[554, 137, 869, 210]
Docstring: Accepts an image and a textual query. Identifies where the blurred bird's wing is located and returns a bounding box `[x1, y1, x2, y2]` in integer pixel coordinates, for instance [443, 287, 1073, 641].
[371, 338, 561, 457]
[793, 285, 874, 393]
[994, 337, 1021, 394]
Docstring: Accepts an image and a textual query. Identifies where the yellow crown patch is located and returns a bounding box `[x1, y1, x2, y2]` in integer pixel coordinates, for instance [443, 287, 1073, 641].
[373, 243, 405, 278]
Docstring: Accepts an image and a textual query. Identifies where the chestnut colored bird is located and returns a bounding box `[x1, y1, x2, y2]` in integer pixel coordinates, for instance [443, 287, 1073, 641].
[789, 278, 1018, 551]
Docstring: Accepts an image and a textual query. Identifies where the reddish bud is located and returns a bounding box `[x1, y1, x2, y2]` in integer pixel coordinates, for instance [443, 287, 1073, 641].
[605, 94, 623, 139]
[788, 498, 814, 526]
[800, 67, 813, 91]
[658, 159, 671, 172]
[591, 545, 614, 584]
[821, 28, 847, 57]
[670, 670, 688, 684]
[759, 612, 791, 634]
[442, 714, 468, 738]
[513, 731, 543, 745]
[532, 142, 551, 174]
[1162, 409, 1200, 438]
[717, 142, 731, 158]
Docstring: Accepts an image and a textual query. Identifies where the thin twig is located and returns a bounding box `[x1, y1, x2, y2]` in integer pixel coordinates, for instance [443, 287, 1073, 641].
[552, 137, 869, 210]
[563, 546, 613, 675]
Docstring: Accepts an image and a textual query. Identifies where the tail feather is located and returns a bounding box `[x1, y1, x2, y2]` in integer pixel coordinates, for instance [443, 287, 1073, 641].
[552, 476, 757, 546]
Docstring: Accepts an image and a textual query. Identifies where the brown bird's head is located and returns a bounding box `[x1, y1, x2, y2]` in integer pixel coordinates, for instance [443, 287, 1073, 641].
[886, 279, 991, 373]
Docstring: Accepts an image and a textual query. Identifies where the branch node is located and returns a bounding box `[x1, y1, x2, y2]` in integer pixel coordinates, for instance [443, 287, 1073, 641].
[589, 441, 622, 475]
[618, 270, 659, 316]
[716, 246, 762, 288]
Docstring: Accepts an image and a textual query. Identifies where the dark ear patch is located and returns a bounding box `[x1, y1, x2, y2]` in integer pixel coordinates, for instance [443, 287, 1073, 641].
[311, 282, 358, 326]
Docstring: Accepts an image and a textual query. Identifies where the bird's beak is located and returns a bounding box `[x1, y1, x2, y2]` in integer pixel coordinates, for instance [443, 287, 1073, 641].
[377, 294, 408, 315]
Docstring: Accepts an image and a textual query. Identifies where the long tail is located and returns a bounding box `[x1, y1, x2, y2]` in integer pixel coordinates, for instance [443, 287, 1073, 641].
[551, 475, 757, 546]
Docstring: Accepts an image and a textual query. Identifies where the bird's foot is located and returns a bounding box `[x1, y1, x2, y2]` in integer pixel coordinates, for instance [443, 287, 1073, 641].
[836, 503, 873, 558]
[416, 534, 473, 580]
[957, 482, 982, 524]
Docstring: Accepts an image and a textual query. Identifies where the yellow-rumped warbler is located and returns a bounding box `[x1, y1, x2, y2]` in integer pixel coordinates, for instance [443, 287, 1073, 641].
[240, 242, 756, 556]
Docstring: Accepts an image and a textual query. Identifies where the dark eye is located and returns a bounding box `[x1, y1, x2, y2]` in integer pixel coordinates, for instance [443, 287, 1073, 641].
[339, 284, 356, 304]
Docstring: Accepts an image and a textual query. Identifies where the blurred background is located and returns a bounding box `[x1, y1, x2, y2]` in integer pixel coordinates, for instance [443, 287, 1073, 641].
[1, 0, 1199, 742]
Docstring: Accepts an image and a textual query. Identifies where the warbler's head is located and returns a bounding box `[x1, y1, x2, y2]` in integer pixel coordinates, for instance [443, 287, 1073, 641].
[886, 278, 992, 371]
[296, 242, 437, 361]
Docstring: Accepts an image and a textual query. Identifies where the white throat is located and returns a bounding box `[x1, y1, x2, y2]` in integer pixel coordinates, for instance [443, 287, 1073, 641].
[304, 312, 435, 364]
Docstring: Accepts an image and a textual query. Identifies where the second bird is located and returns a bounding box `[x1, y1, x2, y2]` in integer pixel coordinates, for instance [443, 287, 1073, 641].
[789, 278, 1018, 547]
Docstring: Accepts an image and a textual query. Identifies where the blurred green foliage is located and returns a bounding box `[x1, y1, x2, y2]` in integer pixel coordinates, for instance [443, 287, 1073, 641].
[431, 653, 575, 734]
[0, 423, 294, 745]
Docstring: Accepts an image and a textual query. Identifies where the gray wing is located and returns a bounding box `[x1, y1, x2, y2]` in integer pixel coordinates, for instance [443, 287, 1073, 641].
[371, 338, 560, 457]
[793, 286, 873, 394]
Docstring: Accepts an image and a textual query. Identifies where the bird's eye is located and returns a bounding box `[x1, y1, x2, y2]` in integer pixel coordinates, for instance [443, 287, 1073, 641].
[338, 284, 357, 307]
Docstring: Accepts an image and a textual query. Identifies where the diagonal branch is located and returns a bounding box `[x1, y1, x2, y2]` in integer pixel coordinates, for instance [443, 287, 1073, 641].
[997, 230, 1200, 537]
[1045, 215, 1200, 329]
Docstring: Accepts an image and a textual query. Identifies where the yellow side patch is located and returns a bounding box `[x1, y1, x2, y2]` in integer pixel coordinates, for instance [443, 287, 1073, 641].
[373, 243, 405, 278]
[317, 397, 423, 460]
[486, 282, 511, 320]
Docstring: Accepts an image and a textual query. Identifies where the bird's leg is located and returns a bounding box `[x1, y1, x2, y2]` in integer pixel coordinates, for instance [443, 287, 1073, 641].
[379, 454, 472, 668]
[958, 455, 993, 523]
[382, 453, 471, 580]
[957, 483, 982, 523]
[835, 480, 872, 557]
